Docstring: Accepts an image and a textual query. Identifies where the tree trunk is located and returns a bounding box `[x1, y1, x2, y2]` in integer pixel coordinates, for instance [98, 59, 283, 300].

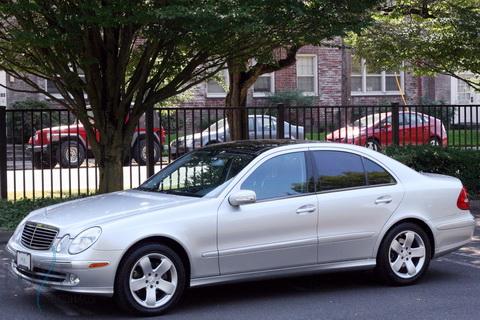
[225, 65, 249, 141]
[89, 126, 130, 194]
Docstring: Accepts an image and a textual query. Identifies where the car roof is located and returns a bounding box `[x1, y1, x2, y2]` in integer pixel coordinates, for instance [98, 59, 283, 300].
[202, 139, 317, 155]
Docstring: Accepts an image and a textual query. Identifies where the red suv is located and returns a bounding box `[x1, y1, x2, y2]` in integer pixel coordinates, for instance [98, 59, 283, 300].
[326, 111, 447, 151]
[27, 113, 166, 169]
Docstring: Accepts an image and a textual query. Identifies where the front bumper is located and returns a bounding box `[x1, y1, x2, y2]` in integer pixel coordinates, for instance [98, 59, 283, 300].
[6, 239, 123, 296]
[25, 144, 50, 153]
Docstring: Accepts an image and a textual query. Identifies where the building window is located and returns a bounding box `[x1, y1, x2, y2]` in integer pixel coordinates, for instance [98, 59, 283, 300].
[206, 69, 228, 98]
[296, 55, 318, 96]
[351, 57, 404, 95]
[253, 73, 275, 97]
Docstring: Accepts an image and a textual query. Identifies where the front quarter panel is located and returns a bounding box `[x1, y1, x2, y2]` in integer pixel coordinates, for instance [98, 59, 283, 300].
[93, 197, 221, 278]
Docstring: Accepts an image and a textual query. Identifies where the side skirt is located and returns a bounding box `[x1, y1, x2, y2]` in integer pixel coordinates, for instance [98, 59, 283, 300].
[190, 259, 376, 288]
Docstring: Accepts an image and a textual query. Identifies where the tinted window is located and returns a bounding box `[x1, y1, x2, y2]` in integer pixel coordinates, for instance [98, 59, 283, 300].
[363, 158, 395, 185]
[241, 152, 308, 201]
[313, 151, 366, 191]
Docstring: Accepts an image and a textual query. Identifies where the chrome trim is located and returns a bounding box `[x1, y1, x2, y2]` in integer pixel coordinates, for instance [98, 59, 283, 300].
[318, 232, 376, 244]
[218, 238, 318, 256]
[21, 222, 58, 251]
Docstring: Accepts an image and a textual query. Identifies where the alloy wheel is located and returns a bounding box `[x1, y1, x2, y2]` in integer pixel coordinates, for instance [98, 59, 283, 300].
[129, 253, 178, 308]
[389, 231, 426, 279]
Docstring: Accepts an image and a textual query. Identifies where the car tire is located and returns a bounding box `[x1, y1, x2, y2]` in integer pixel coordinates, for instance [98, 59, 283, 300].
[365, 138, 381, 152]
[376, 222, 431, 286]
[133, 139, 161, 165]
[32, 153, 58, 169]
[428, 136, 441, 146]
[115, 243, 186, 316]
[57, 140, 86, 168]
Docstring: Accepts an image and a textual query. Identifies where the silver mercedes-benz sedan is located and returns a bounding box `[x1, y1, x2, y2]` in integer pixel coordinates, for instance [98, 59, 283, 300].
[6, 140, 475, 315]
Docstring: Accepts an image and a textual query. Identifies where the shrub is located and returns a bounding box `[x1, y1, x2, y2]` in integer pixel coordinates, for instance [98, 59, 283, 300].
[385, 146, 480, 199]
[0, 197, 82, 230]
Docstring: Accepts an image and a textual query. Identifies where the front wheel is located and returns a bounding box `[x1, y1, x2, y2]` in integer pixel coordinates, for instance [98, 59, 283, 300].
[58, 140, 86, 168]
[428, 136, 441, 146]
[376, 222, 431, 286]
[115, 244, 186, 316]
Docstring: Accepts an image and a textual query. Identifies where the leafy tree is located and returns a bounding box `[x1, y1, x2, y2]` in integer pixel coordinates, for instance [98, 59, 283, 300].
[219, 0, 381, 139]
[350, 0, 480, 90]
[0, 0, 255, 192]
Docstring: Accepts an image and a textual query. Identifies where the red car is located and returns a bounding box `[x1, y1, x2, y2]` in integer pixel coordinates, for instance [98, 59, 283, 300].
[326, 111, 447, 151]
[27, 113, 166, 169]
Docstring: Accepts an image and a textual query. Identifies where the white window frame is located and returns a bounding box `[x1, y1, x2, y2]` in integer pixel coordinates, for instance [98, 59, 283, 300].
[296, 54, 318, 96]
[206, 69, 229, 98]
[253, 72, 275, 97]
[351, 58, 404, 96]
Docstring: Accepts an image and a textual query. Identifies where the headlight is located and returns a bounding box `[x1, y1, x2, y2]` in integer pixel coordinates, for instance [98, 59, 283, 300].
[68, 227, 102, 255]
[56, 234, 71, 253]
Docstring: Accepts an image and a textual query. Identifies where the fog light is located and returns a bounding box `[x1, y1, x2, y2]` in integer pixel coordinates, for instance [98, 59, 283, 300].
[68, 274, 80, 285]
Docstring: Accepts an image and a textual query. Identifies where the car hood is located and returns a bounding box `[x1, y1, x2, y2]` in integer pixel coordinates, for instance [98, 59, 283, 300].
[25, 190, 199, 235]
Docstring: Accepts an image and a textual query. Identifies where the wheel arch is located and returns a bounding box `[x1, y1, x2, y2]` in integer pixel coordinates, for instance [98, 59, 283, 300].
[376, 217, 436, 259]
[114, 235, 192, 289]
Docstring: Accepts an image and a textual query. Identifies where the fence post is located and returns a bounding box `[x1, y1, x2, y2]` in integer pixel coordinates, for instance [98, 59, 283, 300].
[391, 102, 400, 146]
[0, 106, 6, 199]
[145, 105, 155, 178]
[277, 103, 285, 139]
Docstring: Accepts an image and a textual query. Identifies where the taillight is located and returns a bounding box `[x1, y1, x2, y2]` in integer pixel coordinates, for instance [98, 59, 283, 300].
[457, 187, 470, 210]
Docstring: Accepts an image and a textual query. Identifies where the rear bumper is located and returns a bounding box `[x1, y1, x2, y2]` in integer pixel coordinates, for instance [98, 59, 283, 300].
[433, 214, 476, 258]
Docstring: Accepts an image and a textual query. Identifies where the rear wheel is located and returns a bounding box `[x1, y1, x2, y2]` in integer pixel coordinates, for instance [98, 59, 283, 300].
[57, 140, 86, 168]
[115, 244, 186, 316]
[428, 136, 441, 146]
[365, 139, 381, 151]
[376, 222, 431, 285]
[133, 139, 161, 165]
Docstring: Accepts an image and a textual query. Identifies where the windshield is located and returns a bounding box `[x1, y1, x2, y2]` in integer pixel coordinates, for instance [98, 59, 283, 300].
[352, 114, 384, 128]
[138, 149, 255, 197]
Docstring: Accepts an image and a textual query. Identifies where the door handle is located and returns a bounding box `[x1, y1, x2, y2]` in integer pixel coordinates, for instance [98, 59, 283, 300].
[296, 205, 316, 214]
[375, 196, 393, 205]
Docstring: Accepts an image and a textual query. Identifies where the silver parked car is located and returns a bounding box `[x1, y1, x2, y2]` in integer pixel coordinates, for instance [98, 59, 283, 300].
[6, 140, 475, 315]
[169, 115, 304, 156]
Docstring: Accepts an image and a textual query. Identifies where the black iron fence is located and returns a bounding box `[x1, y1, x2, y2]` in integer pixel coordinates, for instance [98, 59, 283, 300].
[0, 103, 479, 200]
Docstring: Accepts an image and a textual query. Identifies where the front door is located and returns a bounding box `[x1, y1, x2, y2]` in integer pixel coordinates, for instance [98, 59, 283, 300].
[217, 151, 318, 274]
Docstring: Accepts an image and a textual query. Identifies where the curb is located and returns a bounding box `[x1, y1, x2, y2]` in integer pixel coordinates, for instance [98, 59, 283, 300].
[0, 230, 13, 244]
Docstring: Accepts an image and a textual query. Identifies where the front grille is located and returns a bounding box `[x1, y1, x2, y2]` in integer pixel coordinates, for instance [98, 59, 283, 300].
[21, 222, 58, 250]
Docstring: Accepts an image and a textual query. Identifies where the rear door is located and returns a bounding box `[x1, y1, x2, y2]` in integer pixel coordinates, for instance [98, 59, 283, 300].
[310, 149, 404, 263]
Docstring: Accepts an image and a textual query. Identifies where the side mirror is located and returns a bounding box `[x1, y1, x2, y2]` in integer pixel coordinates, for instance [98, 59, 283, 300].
[229, 190, 256, 206]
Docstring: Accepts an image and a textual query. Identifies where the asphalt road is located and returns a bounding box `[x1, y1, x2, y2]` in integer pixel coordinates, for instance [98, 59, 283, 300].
[1, 210, 479, 320]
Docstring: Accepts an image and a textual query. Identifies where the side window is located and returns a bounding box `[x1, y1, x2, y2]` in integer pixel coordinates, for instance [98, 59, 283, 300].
[313, 151, 366, 192]
[241, 152, 308, 201]
[363, 158, 396, 185]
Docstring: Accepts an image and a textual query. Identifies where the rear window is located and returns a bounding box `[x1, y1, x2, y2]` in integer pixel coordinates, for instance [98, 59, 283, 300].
[363, 158, 395, 185]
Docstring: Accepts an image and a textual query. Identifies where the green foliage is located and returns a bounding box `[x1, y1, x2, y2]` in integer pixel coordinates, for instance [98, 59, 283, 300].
[349, 0, 480, 90]
[6, 99, 64, 143]
[0, 197, 81, 230]
[264, 90, 316, 107]
[385, 146, 480, 198]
